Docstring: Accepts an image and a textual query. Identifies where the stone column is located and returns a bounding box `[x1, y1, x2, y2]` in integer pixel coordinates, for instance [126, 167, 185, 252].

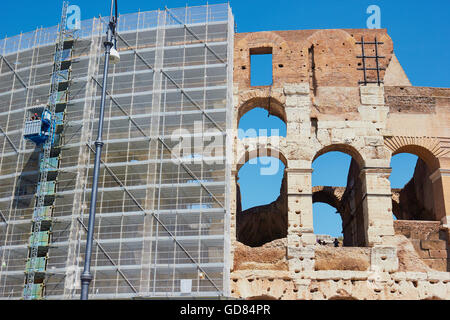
[283, 82, 316, 274]
[284, 83, 311, 142]
[286, 166, 315, 274]
[360, 167, 396, 246]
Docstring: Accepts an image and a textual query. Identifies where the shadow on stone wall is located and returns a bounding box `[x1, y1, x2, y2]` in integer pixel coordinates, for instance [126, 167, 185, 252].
[394, 158, 435, 221]
[339, 159, 366, 247]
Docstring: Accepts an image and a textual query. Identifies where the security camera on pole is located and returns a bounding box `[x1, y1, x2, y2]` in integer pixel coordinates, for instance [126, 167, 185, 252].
[80, 0, 120, 300]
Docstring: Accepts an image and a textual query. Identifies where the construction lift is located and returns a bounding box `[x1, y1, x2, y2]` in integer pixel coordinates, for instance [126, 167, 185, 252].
[22, 1, 74, 300]
[24, 108, 54, 145]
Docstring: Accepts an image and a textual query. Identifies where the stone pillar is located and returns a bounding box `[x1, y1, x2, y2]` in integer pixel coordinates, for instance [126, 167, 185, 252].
[283, 82, 315, 274]
[286, 167, 314, 232]
[430, 168, 450, 225]
[360, 167, 396, 246]
[359, 85, 389, 131]
[286, 166, 315, 274]
[284, 83, 311, 141]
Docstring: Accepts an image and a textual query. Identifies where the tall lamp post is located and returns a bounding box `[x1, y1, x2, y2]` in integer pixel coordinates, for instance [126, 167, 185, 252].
[80, 0, 120, 300]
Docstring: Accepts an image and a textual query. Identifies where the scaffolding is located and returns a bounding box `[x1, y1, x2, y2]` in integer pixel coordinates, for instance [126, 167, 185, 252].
[0, 3, 233, 299]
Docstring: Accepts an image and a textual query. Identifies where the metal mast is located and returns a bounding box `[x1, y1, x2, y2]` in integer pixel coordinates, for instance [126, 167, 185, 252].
[80, 0, 118, 300]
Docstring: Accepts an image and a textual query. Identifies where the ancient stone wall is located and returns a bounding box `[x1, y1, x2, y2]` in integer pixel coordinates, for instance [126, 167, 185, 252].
[394, 220, 449, 272]
[340, 159, 366, 247]
[395, 159, 435, 220]
[231, 28, 450, 300]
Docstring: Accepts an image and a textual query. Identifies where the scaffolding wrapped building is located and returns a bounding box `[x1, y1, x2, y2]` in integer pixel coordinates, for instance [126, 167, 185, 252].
[0, 3, 234, 299]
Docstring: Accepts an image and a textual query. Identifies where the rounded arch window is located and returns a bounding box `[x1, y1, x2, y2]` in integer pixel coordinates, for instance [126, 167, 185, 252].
[312, 147, 365, 247]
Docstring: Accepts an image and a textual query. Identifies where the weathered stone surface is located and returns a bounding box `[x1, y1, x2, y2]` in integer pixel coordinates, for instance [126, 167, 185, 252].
[394, 221, 448, 271]
[371, 246, 399, 273]
[231, 28, 450, 300]
[283, 83, 309, 96]
[421, 240, 447, 251]
[429, 250, 447, 259]
[315, 246, 370, 271]
[394, 235, 431, 273]
[233, 239, 288, 271]
[395, 159, 436, 221]
[384, 53, 411, 87]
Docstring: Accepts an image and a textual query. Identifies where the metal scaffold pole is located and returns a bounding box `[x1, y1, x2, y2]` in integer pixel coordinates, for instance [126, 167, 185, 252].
[80, 0, 119, 300]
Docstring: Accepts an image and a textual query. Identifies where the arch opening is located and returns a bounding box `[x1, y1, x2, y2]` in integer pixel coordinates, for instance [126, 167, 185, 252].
[312, 148, 366, 247]
[390, 150, 449, 272]
[313, 203, 343, 245]
[236, 147, 287, 173]
[238, 97, 286, 127]
[390, 151, 438, 221]
[393, 145, 440, 172]
[238, 107, 286, 139]
[313, 144, 365, 169]
[236, 156, 287, 247]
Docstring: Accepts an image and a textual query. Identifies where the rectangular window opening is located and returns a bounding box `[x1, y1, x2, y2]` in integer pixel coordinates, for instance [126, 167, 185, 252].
[250, 47, 273, 87]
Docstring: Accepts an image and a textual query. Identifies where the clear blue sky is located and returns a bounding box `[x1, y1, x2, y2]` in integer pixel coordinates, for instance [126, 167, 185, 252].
[0, 1, 447, 238]
[1, 0, 449, 87]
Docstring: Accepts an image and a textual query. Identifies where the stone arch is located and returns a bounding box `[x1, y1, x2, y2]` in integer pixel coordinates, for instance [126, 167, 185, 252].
[237, 91, 286, 126]
[236, 148, 288, 247]
[312, 186, 345, 212]
[236, 146, 288, 173]
[313, 144, 365, 169]
[387, 140, 447, 221]
[306, 29, 355, 46]
[386, 138, 445, 172]
[237, 31, 289, 54]
[312, 145, 367, 247]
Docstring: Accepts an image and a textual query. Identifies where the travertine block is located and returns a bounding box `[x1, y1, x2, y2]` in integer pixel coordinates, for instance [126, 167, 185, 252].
[371, 246, 399, 272]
